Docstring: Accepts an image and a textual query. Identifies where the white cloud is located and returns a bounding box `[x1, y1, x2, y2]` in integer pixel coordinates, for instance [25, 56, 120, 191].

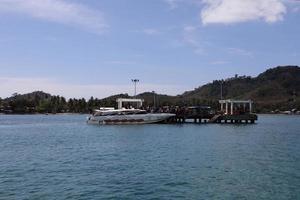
[183, 25, 197, 32]
[285, 0, 300, 12]
[0, 77, 187, 99]
[164, 0, 202, 9]
[201, 0, 286, 25]
[292, 7, 300, 12]
[164, 0, 178, 9]
[210, 60, 229, 65]
[227, 47, 253, 56]
[182, 25, 205, 54]
[183, 26, 198, 46]
[132, 28, 162, 36]
[0, 0, 108, 34]
[142, 28, 162, 35]
[103, 60, 137, 65]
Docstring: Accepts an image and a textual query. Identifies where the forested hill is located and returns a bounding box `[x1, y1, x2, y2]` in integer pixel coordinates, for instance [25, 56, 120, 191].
[0, 66, 299, 113]
[179, 65, 300, 111]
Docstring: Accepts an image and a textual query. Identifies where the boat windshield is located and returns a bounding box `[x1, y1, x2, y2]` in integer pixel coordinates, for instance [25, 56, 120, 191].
[93, 109, 148, 116]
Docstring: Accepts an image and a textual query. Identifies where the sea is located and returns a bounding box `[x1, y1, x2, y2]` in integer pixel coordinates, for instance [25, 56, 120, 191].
[0, 114, 299, 199]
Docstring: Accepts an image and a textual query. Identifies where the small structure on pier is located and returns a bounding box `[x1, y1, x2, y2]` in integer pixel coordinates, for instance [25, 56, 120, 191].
[211, 99, 257, 124]
[219, 99, 252, 115]
[116, 98, 144, 109]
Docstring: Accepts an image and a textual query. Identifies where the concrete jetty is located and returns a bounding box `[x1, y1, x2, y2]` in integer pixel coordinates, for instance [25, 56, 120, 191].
[166, 99, 258, 124]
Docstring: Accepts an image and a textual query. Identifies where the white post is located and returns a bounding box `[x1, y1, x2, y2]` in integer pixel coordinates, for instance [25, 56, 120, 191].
[231, 102, 234, 115]
[225, 102, 228, 114]
[118, 101, 122, 109]
[249, 101, 252, 113]
[226, 102, 228, 115]
[221, 103, 224, 112]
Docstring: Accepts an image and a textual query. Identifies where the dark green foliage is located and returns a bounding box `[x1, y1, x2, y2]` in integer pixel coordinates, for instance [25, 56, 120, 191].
[1, 66, 299, 114]
[2, 91, 69, 114]
[179, 65, 300, 111]
[138, 65, 300, 111]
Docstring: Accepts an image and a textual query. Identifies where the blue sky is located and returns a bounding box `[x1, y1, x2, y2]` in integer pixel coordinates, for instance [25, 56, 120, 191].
[0, 0, 299, 98]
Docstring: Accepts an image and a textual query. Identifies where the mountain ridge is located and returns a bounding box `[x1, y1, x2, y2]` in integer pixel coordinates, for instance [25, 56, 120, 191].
[1, 65, 299, 113]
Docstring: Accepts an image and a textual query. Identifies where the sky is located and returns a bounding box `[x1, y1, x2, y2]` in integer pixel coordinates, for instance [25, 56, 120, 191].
[0, 0, 299, 99]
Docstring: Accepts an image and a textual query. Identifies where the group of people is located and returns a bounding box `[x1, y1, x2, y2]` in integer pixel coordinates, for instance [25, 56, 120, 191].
[140, 106, 203, 116]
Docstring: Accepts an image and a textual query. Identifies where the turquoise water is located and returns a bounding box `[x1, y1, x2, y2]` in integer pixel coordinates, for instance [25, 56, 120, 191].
[0, 114, 299, 199]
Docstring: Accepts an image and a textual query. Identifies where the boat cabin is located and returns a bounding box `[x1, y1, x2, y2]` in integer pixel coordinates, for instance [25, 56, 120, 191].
[93, 109, 147, 116]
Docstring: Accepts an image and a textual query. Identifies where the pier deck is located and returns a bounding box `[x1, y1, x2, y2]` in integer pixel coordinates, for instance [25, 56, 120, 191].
[210, 114, 258, 124]
[166, 113, 258, 124]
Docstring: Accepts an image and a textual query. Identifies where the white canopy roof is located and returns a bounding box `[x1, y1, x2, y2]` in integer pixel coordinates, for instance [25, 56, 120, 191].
[219, 99, 252, 104]
[116, 98, 144, 109]
[219, 99, 253, 114]
[116, 98, 144, 103]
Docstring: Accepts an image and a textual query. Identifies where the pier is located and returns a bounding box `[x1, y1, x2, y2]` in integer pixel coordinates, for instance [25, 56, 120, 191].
[166, 99, 258, 124]
[115, 98, 258, 124]
[167, 106, 214, 123]
[213, 99, 258, 124]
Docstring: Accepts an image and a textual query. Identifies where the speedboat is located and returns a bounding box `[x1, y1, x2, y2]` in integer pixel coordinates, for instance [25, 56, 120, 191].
[87, 108, 175, 125]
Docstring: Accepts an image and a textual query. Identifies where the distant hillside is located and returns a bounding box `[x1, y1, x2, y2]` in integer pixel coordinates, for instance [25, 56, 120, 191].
[5, 91, 52, 102]
[1, 91, 67, 114]
[178, 66, 300, 112]
[0, 66, 299, 113]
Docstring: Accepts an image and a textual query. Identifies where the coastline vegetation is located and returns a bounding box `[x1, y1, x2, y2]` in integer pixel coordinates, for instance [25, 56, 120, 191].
[1, 65, 299, 114]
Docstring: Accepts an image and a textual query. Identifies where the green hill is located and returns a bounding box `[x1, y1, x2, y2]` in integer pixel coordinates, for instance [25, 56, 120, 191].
[0, 66, 299, 113]
[178, 66, 300, 112]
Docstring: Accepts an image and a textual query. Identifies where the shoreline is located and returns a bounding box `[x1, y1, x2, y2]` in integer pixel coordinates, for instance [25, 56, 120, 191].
[1, 112, 300, 116]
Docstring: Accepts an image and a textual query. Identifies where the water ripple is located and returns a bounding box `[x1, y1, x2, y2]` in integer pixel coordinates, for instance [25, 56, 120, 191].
[0, 114, 299, 199]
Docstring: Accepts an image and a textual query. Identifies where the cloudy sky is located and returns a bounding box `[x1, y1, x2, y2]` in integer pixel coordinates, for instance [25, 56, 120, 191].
[0, 0, 299, 99]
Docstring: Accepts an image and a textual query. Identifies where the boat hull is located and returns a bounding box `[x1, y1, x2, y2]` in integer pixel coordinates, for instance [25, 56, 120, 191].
[87, 113, 175, 125]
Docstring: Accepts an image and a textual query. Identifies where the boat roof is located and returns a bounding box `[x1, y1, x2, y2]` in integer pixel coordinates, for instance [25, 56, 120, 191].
[94, 108, 145, 113]
[188, 106, 211, 109]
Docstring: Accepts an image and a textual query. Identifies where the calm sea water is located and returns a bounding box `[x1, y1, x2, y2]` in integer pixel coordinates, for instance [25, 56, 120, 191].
[0, 114, 299, 199]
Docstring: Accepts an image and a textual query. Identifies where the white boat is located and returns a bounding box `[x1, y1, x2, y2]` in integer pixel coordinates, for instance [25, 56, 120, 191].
[87, 98, 175, 125]
[87, 108, 175, 125]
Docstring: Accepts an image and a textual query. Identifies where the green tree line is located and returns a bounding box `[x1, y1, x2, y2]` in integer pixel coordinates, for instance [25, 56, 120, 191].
[0, 92, 108, 114]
